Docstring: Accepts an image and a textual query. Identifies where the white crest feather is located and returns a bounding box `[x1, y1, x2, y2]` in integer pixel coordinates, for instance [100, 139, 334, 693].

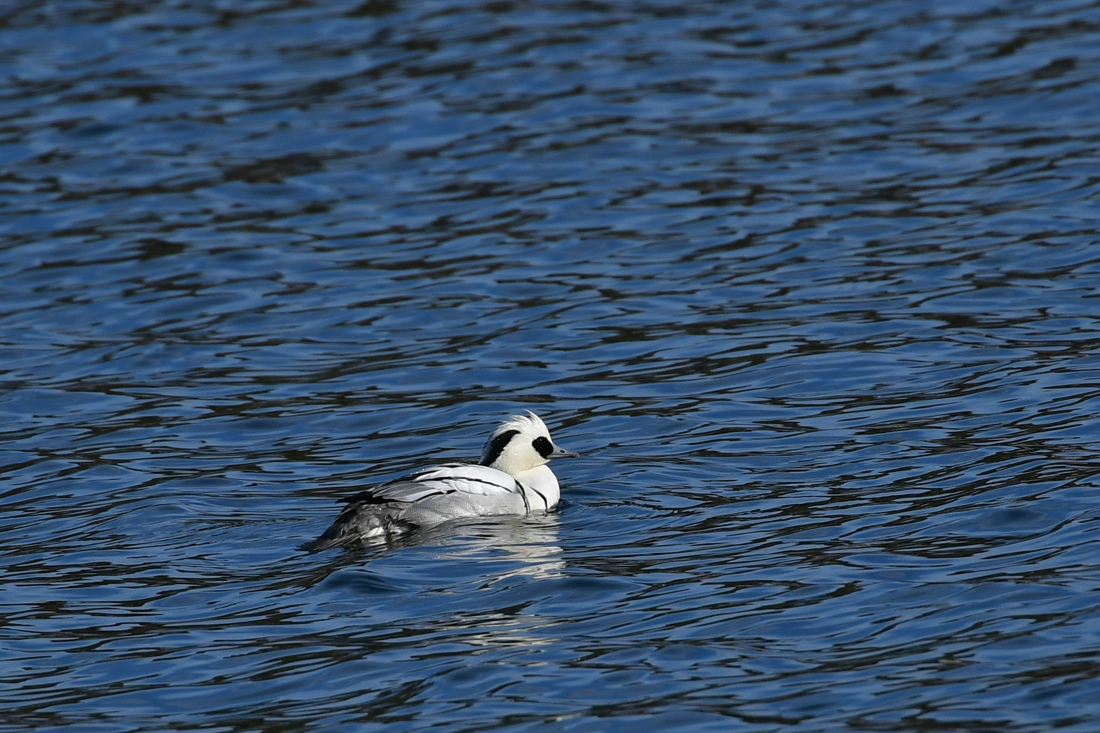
[492, 410, 549, 440]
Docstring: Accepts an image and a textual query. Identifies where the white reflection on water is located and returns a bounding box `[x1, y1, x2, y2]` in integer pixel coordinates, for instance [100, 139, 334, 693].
[420, 514, 566, 584]
[356, 515, 567, 654]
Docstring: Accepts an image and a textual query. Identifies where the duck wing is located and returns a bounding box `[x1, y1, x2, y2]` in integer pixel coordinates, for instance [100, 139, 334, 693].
[301, 463, 521, 552]
[341, 463, 520, 506]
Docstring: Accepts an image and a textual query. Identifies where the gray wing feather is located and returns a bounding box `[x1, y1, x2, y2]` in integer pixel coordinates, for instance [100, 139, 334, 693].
[301, 463, 521, 552]
[366, 463, 519, 503]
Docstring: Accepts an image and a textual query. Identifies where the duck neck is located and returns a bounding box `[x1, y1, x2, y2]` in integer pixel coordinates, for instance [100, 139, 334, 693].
[516, 464, 560, 511]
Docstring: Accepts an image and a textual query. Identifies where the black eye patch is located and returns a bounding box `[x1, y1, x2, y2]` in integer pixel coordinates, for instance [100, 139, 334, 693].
[532, 436, 553, 458]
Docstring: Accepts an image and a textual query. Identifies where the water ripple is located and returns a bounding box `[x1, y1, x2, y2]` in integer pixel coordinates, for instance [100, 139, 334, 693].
[3, 0, 1100, 731]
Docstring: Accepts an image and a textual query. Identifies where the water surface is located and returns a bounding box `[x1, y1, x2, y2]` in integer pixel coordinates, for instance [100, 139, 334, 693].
[3, 1, 1100, 731]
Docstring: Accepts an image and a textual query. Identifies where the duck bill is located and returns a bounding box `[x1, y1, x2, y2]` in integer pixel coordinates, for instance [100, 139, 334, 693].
[551, 445, 579, 459]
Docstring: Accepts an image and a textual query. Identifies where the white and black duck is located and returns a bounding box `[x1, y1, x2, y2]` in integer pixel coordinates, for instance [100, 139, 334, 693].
[302, 411, 577, 551]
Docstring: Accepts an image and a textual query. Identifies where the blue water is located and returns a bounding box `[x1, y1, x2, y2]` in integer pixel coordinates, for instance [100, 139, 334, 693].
[3, 1, 1100, 730]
